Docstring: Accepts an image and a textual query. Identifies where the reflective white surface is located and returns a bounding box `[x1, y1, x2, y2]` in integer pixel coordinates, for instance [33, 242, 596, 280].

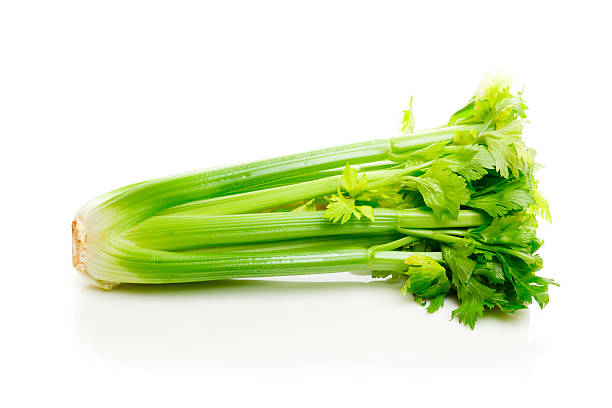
[75, 276, 537, 375]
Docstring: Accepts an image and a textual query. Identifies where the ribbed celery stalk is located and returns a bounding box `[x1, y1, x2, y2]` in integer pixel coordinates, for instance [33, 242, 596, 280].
[181, 234, 403, 254]
[158, 170, 396, 216]
[73, 131, 453, 286]
[87, 238, 441, 286]
[124, 209, 487, 251]
[81, 136, 439, 242]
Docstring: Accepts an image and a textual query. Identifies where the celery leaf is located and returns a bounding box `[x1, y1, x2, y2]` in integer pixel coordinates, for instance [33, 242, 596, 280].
[473, 250, 506, 285]
[401, 254, 451, 299]
[442, 242, 509, 329]
[341, 163, 368, 197]
[403, 161, 471, 220]
[437, 145, 495, 181]
[468, 212, 540, 250]
[478, 121, 533, 178]
[357, 187, 405, 208]
[467, 176, 535, 217]
[357, 205, 375, 222]
[325, 189, 359, 224]
[325, 187, 375, 224]
[400, 96, 415, 134]
[403, 141, 448, 166]
[426, 294, 446, 313]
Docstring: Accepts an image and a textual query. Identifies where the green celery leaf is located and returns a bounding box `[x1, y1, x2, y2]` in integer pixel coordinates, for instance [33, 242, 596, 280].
[478, 121, 534, 178]
[497, 253, 557, 306]
[437, 145, 495, 181]
[357, 187, 405, 208]
[403, 141, 448, 167]
[451, 294, 483, 328]
[400, 254, 451, 299]
[530, 181, 552, 222]
[324, 187, 360, 224]
[468, 212, 540, 251]
[341, 163, 368, 197]
[426, 294, 446, 313]
[449, 73, 527, 129]
[453, 129, 478, 145]
[525, 275, 559, 308]
[324, 187, 375, 224]
[403, 161, 471, 220]
[442, 242, 509, 329]
[400, 96, 415, 134]
[467, 176, 536, 217]
[357, 205, 375, 222]
[441, 239, 476, 285]
[473, 250, 506, 285]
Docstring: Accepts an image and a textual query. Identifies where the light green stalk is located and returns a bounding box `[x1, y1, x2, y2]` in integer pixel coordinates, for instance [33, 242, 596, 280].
[73, 129, 457, 287]
[158, 164, 432, 217]
[80, 131, 453, 244]
[123, 209, 487, 251]
[86, 238, 441, 286]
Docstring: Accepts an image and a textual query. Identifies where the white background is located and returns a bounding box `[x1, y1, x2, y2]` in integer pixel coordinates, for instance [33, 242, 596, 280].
[1, 1, 610, 406]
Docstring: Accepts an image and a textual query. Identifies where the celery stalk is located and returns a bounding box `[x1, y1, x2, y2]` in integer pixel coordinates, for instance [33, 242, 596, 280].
[124, 209, 487, 251]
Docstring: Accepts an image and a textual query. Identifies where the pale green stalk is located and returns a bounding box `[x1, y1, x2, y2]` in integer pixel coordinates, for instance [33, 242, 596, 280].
[124, 209, 487, 251]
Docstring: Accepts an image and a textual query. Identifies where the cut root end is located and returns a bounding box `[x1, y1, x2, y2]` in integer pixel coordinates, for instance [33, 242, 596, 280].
[72, 217, 119, 290]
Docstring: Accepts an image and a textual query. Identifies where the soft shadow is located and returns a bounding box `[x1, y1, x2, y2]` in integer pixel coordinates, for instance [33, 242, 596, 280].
[75, 277, 544, 377]
[91, 278, 373, 296]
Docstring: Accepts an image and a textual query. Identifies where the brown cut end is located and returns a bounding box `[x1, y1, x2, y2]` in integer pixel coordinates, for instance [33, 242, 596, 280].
[72, 217, 87, 272]
[72, 217, 118, 290]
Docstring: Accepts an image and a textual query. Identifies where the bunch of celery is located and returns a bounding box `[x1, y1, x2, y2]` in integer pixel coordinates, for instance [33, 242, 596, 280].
[72, 74, 555, 328]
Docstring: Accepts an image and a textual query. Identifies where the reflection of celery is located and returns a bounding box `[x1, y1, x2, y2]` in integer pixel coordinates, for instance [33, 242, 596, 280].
[72, 73, 554, 329]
